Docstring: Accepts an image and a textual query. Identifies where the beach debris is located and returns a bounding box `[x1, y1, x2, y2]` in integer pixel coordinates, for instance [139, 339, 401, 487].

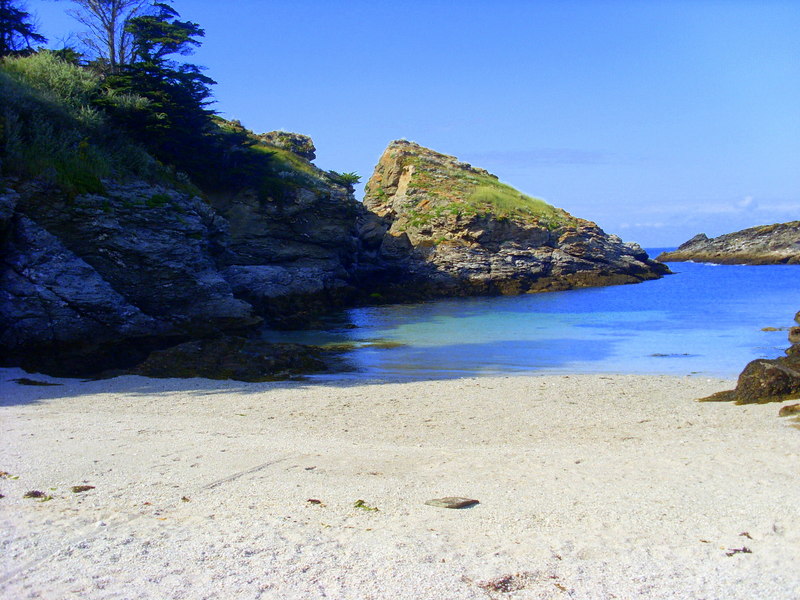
[23, 490, 53, 502]
[424, 497, 479, 509]
[0, 471, 18, 480]
[304, 466, 316, 471]
[739, 531, 753, 539]
[12, 378, 62, 386]
[778, 403, 800, 417]
[70, 485, 95, 493]
[181, 496, 191, 502]
[475, 572, 535, 593]
[725, 546, 752, 557]
[353, 499, 378, 511]
[0, 494, 4, 499]
[307, 498, 325, 506]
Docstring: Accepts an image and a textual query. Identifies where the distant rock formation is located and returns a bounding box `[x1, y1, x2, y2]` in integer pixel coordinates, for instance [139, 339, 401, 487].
[657, 222, 800, 264]
[703, 311, 800, 405]
[357, 140, 668, 299]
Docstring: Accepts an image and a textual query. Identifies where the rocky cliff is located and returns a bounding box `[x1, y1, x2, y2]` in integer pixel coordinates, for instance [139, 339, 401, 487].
[0, 131, 361, 376]
[657, 222, 800, 264]
[357, 140, 668, 299]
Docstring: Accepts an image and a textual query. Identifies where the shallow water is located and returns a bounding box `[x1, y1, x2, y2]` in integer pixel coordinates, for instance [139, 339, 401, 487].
[262, 253, 799, 380]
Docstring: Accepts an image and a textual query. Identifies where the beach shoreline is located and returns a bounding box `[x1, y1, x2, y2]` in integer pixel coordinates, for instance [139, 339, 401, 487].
[1, 368, 799, 599]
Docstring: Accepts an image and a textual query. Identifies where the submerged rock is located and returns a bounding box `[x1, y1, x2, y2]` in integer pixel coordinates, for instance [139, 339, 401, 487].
[129, 336, 327, 381]
[357, 140, 668, 300]
[657, 222, 800, 264]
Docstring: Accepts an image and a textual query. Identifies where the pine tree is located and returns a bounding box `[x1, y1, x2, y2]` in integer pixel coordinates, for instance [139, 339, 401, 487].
[0, 0, 46, 57]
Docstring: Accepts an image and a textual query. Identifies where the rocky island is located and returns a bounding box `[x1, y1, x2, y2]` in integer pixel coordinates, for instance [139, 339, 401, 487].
[357, 141, 668, 300]
[657, 221, 800, 264]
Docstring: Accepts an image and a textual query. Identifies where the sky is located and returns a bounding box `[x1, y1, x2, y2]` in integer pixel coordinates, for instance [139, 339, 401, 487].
[27, 0, 800, 247]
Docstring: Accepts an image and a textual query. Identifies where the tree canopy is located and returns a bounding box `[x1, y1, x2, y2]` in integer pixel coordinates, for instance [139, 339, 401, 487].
[66, 0, 150, 72]
[0, 0, 47, 57]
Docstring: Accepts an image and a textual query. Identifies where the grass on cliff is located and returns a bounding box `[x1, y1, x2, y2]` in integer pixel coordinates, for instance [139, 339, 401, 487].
[393, 156, 573, 230]
[467, 180, 565, 225]
[0, 52, 160, 196]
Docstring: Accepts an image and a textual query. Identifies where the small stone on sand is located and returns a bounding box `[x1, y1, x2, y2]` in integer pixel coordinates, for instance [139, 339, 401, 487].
[424, 497, 479, 509]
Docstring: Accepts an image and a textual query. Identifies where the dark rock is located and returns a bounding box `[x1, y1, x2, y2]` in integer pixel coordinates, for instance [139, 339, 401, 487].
[129, 336, 327, 381]
[789, 327, 800, 344]
[702, 354, 800, 404]
[16, 180, 257, 334]
[206, 150, 362, 326]
[657, 222, 800, 264]
[0, 213, 171, 374]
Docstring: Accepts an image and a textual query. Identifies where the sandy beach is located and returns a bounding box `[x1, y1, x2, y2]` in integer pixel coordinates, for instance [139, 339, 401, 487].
[1, 368, 799, 599]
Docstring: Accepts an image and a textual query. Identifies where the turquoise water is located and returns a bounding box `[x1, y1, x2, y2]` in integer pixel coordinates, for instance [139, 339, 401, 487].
[263, 254, 799, 380]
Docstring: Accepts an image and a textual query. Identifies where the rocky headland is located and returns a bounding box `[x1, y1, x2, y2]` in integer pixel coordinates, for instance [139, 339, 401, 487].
[1, 134, 668, 379]
[657, 222, 800, 264]
[357, 140, 668, 300]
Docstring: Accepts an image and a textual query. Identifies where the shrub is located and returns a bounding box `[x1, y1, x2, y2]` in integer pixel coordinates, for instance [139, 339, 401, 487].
[0, 53, 159, 194]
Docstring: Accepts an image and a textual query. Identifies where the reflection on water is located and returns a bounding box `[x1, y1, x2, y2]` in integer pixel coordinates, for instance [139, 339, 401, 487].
[261, 260, 800, 380]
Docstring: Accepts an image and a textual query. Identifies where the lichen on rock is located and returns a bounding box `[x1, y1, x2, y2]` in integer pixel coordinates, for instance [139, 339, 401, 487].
[357, 140, 669, 299]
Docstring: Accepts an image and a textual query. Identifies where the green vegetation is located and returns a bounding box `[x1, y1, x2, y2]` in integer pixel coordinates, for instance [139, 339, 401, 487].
[327, 170, 361, 187]
[353, 499, 379, 511]
[377, 151, 575, 231]
[0, 2, 355, 211]
[0, 52, 157, 195]
[467, 180, 564, 225]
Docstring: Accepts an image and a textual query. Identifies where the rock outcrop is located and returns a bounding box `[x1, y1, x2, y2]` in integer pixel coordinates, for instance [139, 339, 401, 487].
[0, 131, 363, 375]
[256, 131, 316, 161]
[357, 140, 668, 299]
[657, 222, 800, 264]
[207, 134, 362, 326]
[0, 181, 258, 375]
[703, 311, 800, 404]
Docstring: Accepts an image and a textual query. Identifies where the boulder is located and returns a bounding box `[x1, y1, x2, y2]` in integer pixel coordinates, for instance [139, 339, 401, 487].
[703, 325, 800, 404]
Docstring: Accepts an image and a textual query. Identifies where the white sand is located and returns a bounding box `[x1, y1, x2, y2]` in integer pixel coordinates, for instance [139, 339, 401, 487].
[1, 368, 799, 599]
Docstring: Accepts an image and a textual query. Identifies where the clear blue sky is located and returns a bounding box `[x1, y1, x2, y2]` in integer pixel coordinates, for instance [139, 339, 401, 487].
[30, 0, 800, 246]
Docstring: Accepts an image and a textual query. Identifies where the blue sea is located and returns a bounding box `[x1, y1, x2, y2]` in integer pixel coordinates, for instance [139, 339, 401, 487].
[262, 251, 799, 380]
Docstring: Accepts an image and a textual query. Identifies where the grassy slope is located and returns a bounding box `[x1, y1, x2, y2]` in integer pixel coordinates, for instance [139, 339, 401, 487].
[384, 149, 578, 231]
[0, 53, 161, 196]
